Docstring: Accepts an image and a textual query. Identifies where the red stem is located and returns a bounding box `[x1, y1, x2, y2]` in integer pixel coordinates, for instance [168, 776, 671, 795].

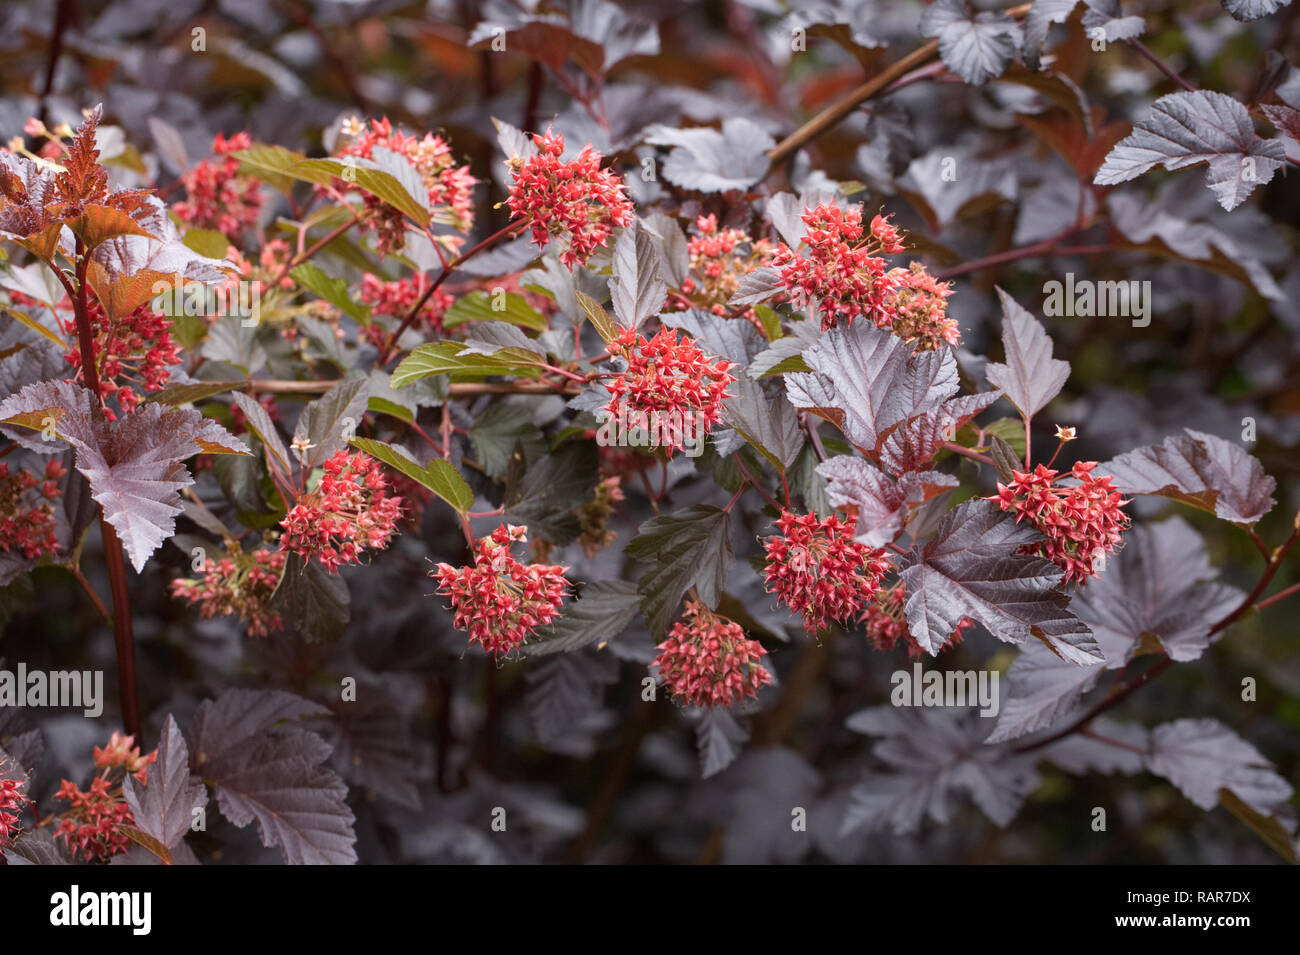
[71, 239, 140, 738]
[380, 222, 523, 363]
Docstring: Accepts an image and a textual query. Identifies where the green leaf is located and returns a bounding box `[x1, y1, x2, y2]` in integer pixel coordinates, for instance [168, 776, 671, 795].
[443, 290, 547, 332]
[365, 370, 416, 422]
[349, 437, 474, 513]
[182, 228, 233, 260]
[626, 505, 733, 638]
[146, 380, 244, 406]
[575, 290, 620, 345]
[290, 264, 371, 324]
[231, 144, 301, 194]
[391, 341, 548, 388]
[755, 304, 782, 340]
[232, 146, 431, 226]
[290, 158, 431, 227]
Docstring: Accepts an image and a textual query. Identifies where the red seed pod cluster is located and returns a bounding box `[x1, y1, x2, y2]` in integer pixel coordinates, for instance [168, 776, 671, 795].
[773, 205, 905, 331]
[279, 450, 403, 574]
[653, 600, 773, 708]
[604, 326, 735, 457]
[0, 458, 64, 561]
[433, 524, 572, 658]
[336, 117, 477, 256]
[681, 213, 775, 320]
[169, 545, 288, 636]
[886, 261, 960, 351]
[53, 733, 157, 863]
[17, 288, 181, 416]
[505, 128, 634, 269]
[762, 510, 893, 634]
[0, 759, 31, 846]
[359, 273, 453, 332]
[991, 461, 1131, 586]
[173, 131, 265, 237]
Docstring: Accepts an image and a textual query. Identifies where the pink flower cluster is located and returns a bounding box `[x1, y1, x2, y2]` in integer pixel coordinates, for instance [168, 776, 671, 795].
[991, 461, 1130, 586]
[279, 451, 403, 573]
[170, 545, 288, 636]
[863, 582, 972, 658]
[93, 730, 158, 781]
[359, 273, 453, 336]
[173, 131, 265, 237]
[54, 777, 136, 862]
[505, 129, 634, 269]
[681, 213, 774, 319]
[770, 205, 962, 346]
[773, 205, 905, 331]
[432, 524, 571, 658]
[0, 459, 64, 561]
[338, 117, 477, 255]
[0, 759, 30, 846]
[653, 600, 772, 708]
[762, 510, 892, 634]
[11, 290, 179, 415]
[53, 732, 157, 863]
[604, 326, 735, 457]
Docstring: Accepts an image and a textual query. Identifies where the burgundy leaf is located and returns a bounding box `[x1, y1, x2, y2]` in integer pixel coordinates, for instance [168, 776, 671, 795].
[899, 499, 1101, 663]
[122, 715, 207, 850]
[785, 322, 959, 457]
[1072, 516, 1244, 663]
[1102, 428, 1276, 524]
[984, 288, 1069, 421]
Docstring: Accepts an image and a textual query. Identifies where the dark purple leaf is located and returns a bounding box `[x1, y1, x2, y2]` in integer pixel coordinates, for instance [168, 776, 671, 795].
[843, 707, 1041, 835]
[1072, 516, 1245, 663]
[785, 322, 958, 457]
[1095, 91, 1286, 210]
[899, 499, 1101, 663]
[1102, 428, 1276, 524]
[626, 505, 733, 637]
[984, 288, 1070, 421]
[122, 715, 207, 849]
[1148, 718, 1293, 814]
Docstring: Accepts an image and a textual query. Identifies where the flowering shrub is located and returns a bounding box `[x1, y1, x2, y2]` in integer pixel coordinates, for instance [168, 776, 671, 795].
[0, 0, 1297, 872]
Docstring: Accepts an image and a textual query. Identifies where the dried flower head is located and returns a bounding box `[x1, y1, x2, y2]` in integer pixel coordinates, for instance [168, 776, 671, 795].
[885, 262, 960, 350]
